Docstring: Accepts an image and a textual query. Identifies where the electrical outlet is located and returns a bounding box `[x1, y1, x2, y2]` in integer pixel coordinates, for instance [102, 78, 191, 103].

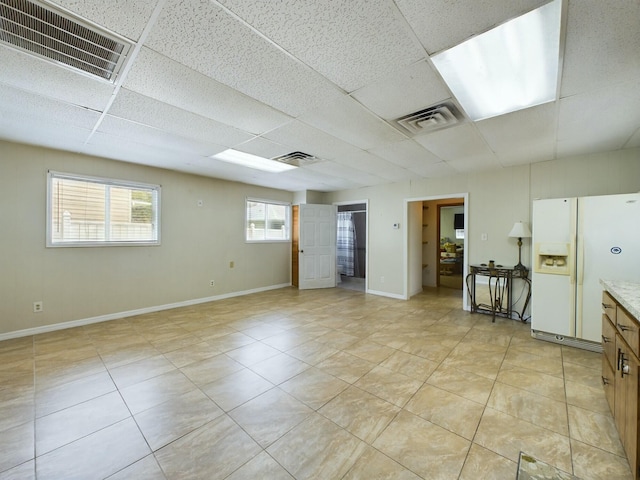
[33, 301, 43, 313]
[209, 280, 215, 287]
[229, 261, 234, 268]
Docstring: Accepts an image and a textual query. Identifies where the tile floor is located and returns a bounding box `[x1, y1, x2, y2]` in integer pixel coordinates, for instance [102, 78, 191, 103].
[0, 286, 634, 480]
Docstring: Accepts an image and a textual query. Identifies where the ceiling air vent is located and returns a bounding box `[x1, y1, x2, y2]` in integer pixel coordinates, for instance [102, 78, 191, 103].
[0, 0, 133, 81]
[394, 102, 462, 136]
[272, 151, 322, 167]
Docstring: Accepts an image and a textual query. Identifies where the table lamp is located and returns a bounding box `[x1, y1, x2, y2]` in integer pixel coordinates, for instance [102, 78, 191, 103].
[508, 221, 532, 273]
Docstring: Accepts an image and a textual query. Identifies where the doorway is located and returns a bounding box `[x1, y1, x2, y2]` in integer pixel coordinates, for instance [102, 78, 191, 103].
[335, 202, 367, 292]
[405, 193, 468, 309]
[438, 203, 464, 290]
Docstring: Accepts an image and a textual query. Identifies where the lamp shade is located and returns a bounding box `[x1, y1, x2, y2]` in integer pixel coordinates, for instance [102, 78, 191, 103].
[508, 222, 532, 238]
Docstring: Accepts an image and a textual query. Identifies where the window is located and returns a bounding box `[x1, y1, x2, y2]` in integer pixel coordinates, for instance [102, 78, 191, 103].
[47, 171, 160, 246]
[246, 199, 290, 242]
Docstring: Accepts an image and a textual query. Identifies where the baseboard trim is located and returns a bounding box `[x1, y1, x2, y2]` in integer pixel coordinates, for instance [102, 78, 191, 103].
[367, 289, 406, 300]
[531, 329, 603, 353]
[0, 283, 291, 341]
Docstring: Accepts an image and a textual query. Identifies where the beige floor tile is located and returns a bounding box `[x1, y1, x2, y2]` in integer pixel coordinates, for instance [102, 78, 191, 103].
[35, 370, 116, 417]
[565, 380, 611, 414]
[0, 390, 34, 432]
[162, 341, 220, 368]
[427, 364, 494, 405]
[562, 346, 601, 370]
[563, 362, 603, 390]
[239, 323, 286, 341]
[201, 368, 273, 411]
[150, 333, 204, 353]
[378, 350, 438, 382]
[487, 382, 569, 436]
[496, 364, 566, 402]
[373, 410, 470, 479]
[474, 408, 572, 472]
[287, 340, 339, 365]
[225, 341, 281, 367]
[179, 353, 244, 386]
[570, 438, 633, 480]
[399, 335, 458, 362]
[0, 421, 34, 473]
[106, 454, 167, 480]
[344, 340, 395, 364]
[503, 347, 564, 377]
[134, 389, 223, 451]
[0, 459, 35, 480]
[155, 414, 261, 480]
[108, 354, 177, 389]
[35, 355, 106, 391]
[260, 330, 315, 351]
[459, 443, 517, 480]
[36, 418, 150, 480]
[35, 391, 130, 455]
[354, 365, 423, 407]
[229, 387, 313, 447]
[119, 370, 198, 415]
[248, 352, 311, 385]
[281, 367, 349, 410]
[405, 384, 484, 440]
[267, 413, 367, 480]
[202, 332, 256, 353]
[319, 386, 400, 443]
[342, 446, 421, 480]
[225, 451, 294, 480]
[98, 341, 161, 369]
[567, 404, 625, 457]
[315, 351, 375, 384]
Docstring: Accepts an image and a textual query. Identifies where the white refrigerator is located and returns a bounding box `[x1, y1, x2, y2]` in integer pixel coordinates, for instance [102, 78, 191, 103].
[531, 193, 640, 350]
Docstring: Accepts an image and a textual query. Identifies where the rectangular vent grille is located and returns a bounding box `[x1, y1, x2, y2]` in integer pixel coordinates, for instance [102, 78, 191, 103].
[0, 0, 132, 81]
[395, 103, 461, 135]
[272, 151, 321, 167]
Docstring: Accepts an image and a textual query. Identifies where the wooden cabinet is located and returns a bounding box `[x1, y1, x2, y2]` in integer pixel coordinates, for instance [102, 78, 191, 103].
[602, 290, 640, 479]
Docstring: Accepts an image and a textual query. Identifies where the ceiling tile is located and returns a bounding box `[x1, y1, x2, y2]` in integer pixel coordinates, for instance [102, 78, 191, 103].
[298, 95, 406, 150]
[560, 0, 640, 97]
[218, 0, 425, 92]
[109, 89, 253, 147]
[351, 60, 451, 120]
[414, 124, 495, 162]
[144, 0, 344, 117]
[97, 116, 227, 157]
[369, 139, 442, 169]
[408, 161, 458, 178]
[305, 161, 382, 187]
[54, 0, 159, 41]
[332, 150, 415, 183]
[123, 47, 291, 135]
[0, 84, 101, 131]
[0, 114, 93, 152]
[557, 80, 640, 158]
[233, 137, 290, 159]
[446, 154, 502, 173]
[396, 0, 547, 54]
[476, 103, 556, 165]
[0, 47, 115, 111]
[262, 120, 360, 161]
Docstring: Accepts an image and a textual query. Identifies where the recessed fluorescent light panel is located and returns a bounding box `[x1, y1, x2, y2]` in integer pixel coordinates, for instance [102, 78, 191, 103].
[431, 0, 562, 121]
[211, 149, 297, 173]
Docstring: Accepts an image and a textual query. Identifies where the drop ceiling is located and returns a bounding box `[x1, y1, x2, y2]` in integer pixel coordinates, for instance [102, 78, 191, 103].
[0, 0, 639, 192]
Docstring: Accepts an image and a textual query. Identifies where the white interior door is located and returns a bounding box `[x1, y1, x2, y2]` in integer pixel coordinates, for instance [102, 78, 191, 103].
[299, 204, 337, 290]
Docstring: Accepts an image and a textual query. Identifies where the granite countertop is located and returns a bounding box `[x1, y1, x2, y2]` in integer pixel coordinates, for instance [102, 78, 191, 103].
[600, 280, 640, 320]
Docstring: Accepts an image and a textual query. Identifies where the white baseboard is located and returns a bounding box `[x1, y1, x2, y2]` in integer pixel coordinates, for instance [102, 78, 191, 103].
[0, 283, 291, 342]
[366, 289, 406, 300]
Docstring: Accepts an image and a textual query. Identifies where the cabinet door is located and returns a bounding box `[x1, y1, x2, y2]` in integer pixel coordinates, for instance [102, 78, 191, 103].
[602, 354, 616, 415]
[615, 335, 627, 443]
[603, 314, 617, 369]
[622, 348, 639, 478]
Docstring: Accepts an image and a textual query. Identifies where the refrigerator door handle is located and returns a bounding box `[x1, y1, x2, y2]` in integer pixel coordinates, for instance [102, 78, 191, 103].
[576, 233, 585, 286]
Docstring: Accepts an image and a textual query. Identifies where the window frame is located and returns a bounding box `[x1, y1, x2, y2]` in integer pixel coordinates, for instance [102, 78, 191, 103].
[245, 197, 291, 243]
[46, 170, 161, 247]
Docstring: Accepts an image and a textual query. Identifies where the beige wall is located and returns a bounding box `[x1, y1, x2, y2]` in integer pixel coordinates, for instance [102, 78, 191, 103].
[0, 141, 293, 337]
[324, 148, 640, 301]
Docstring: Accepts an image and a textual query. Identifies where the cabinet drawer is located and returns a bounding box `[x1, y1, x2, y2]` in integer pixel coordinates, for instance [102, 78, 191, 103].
[602, 291, 617, 323]
[618, 307, 640, 359]
[601, 354, 615, 415]
[602, 314, 617, 369]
